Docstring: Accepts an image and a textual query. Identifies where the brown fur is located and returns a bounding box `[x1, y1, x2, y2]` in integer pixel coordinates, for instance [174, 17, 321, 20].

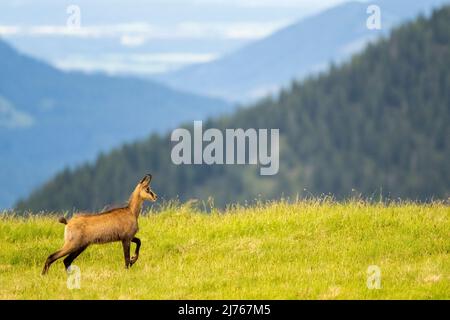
[41, 174, 157, 275]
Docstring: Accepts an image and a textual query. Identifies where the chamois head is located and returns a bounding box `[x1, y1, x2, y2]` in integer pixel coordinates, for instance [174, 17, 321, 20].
[138, 174, 158, 202]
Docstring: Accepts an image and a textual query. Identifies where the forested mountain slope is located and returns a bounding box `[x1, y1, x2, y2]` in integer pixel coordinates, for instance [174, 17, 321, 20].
[17, 6, 450, 212]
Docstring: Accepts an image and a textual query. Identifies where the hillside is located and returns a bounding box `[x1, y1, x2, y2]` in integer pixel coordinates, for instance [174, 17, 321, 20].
[16, 6, 450, 212]
[0, 40, 230, 209]
[158, 0, 449, 102]
[1, 201, 449, 299]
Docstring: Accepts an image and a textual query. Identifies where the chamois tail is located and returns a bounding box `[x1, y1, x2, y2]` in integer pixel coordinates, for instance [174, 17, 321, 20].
[58, 217, 68, 225]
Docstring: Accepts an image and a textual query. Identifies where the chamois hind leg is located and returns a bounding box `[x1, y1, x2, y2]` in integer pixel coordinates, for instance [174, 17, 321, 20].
[42, 244, 76, 275]
[63, 245, 88, 270]
[122, 239, 131, 269]
[130, 237, 141, 267]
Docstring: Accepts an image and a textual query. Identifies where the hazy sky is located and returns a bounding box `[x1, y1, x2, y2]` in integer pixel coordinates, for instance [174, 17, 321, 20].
[0, 0, 356, 74]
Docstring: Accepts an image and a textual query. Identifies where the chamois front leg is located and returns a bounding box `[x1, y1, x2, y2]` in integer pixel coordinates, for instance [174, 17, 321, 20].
[122, 239, 131, 269]
[130, 237, 141, 267]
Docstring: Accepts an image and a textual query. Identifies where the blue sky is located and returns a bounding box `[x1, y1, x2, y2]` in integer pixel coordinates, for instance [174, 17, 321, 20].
[0, 0, 354, 74]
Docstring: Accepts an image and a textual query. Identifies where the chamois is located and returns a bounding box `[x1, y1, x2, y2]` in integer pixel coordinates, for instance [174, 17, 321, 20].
[41, 174, 157, 275]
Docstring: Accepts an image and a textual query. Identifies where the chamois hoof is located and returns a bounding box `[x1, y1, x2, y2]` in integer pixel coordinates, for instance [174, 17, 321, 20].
[130, 255, 138, 267]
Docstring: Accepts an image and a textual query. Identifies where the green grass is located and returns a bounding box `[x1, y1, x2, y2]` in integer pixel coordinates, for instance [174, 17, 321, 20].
[0, 200, 449, 299]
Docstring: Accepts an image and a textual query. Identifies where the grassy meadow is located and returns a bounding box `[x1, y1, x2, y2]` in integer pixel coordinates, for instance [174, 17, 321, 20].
[0, 200, 449, 299]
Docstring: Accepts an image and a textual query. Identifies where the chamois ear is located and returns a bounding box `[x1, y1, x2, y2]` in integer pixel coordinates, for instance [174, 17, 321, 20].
[140, 174, 152, 186]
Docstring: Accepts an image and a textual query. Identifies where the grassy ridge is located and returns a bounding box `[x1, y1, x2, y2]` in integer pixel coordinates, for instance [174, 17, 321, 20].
[0, 201, 449, 299]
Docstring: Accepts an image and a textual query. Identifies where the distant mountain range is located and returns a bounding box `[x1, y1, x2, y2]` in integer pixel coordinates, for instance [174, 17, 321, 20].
[0, 40, 230, 209]
[3, 0, 450, 210]
[17, 5, 450, 212]
[157, 0, 450, 102]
